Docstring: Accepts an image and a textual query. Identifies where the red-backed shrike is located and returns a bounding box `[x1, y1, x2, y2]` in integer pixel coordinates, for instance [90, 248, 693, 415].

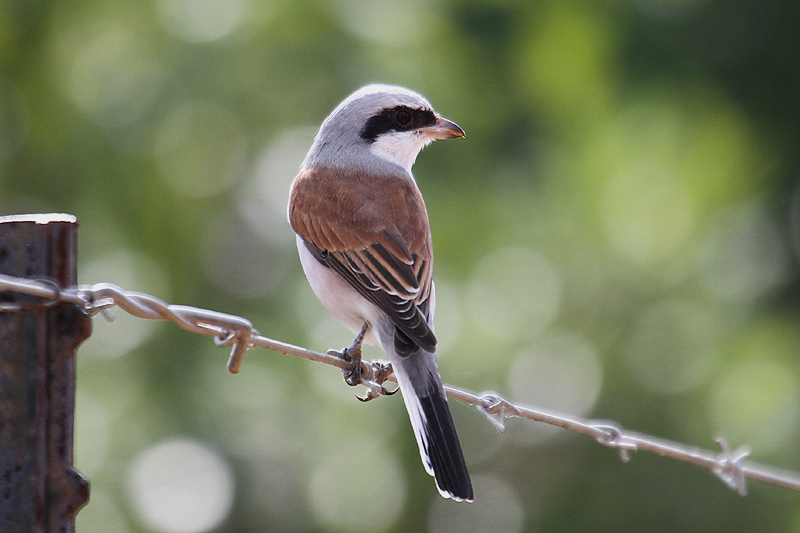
[288, 85, 472, 501]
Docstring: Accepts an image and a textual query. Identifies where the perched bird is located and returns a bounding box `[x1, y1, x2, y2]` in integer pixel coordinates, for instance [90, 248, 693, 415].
[288, 84, 473, 501]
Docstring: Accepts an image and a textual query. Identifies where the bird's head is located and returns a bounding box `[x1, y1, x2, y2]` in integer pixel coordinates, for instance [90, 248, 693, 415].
[303, 84, 464, 175]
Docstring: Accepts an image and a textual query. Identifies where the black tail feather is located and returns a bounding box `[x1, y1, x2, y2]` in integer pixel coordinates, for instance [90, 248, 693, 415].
[419, 390, 473, 501]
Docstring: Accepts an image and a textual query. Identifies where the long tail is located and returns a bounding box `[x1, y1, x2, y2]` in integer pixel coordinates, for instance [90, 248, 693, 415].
[391, 350, 473, 502]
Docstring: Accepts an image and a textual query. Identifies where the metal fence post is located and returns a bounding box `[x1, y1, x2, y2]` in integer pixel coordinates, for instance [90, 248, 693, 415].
[0, 214, 90, 532]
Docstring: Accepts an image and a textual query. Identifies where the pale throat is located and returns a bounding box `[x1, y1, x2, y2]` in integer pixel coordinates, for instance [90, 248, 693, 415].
[370, 131, 433, 174]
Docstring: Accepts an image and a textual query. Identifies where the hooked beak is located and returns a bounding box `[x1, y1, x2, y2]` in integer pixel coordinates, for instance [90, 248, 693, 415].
[424, 116, 466, 140]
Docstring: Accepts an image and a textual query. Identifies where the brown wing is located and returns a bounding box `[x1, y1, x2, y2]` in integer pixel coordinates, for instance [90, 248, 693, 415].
[289, 166, 436, 354]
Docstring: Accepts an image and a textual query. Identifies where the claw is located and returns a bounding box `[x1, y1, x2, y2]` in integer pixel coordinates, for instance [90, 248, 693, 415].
[355, 372, 399, 401]
[356, 391, 376, 402]
[355, 382, 395, 402]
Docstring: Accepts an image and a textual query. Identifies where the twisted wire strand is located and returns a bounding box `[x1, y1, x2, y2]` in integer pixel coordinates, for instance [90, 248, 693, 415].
[2, 272, 800, 495]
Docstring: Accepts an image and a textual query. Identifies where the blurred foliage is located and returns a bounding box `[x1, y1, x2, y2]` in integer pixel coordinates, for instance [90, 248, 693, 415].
[2, 0, 800, 531]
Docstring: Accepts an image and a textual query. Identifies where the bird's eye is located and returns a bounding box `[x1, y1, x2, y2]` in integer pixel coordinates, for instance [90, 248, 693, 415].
[393, 109, 413, 127]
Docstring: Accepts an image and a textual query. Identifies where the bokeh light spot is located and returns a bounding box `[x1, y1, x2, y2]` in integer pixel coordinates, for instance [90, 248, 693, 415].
[307, 447, 406, 532]
[601, 162, 694, 264]
[334, 0, 434, 46]
[154, 101, 247, 197]
[128, 439, 235, 533]
[697, 202, 790, 303]
[467, 247, 562, 342]
[238, 127, 315, 245]
[63, 22, 163, 127]
[709, 357, 800, 455]
[157, 0, 248, 42]
[509, 331, 603, 443]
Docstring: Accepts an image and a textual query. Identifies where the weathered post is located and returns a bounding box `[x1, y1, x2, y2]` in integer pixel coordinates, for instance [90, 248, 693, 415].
[0, 214, 90, 532]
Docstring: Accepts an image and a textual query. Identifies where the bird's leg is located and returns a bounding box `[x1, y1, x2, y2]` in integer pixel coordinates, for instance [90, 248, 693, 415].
[327, 323, 399, 401]
[327, 323, 369, 387]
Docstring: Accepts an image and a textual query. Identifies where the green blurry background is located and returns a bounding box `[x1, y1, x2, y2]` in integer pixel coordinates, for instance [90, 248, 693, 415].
[3, 0, 800, 531]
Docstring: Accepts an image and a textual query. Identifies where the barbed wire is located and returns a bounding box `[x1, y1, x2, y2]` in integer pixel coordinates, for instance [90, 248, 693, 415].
[2, 272, 800, 495]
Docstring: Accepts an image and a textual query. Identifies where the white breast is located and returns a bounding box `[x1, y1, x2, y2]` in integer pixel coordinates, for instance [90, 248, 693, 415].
[296, 236, 383, 346]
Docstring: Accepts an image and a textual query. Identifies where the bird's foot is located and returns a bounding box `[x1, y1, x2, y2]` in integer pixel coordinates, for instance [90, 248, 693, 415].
[327, 324, 398, 401]
[355, 361, 398, 402]
[327, 344, 364, 386]
[327, 324, 368, 387]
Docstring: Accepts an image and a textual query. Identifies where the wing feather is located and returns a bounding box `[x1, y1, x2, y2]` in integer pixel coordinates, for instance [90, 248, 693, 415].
[289, 166, 436, 353]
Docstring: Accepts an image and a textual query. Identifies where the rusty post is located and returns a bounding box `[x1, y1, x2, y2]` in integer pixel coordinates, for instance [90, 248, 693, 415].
[0, 214, 90, 532]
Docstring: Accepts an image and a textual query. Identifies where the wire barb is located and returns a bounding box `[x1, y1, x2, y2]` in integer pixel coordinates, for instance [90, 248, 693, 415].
[2, 272, 800, 496]
[477, 393, 508, 434]
[713, 438, 750, 496]
[591, 424, 639, 463]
